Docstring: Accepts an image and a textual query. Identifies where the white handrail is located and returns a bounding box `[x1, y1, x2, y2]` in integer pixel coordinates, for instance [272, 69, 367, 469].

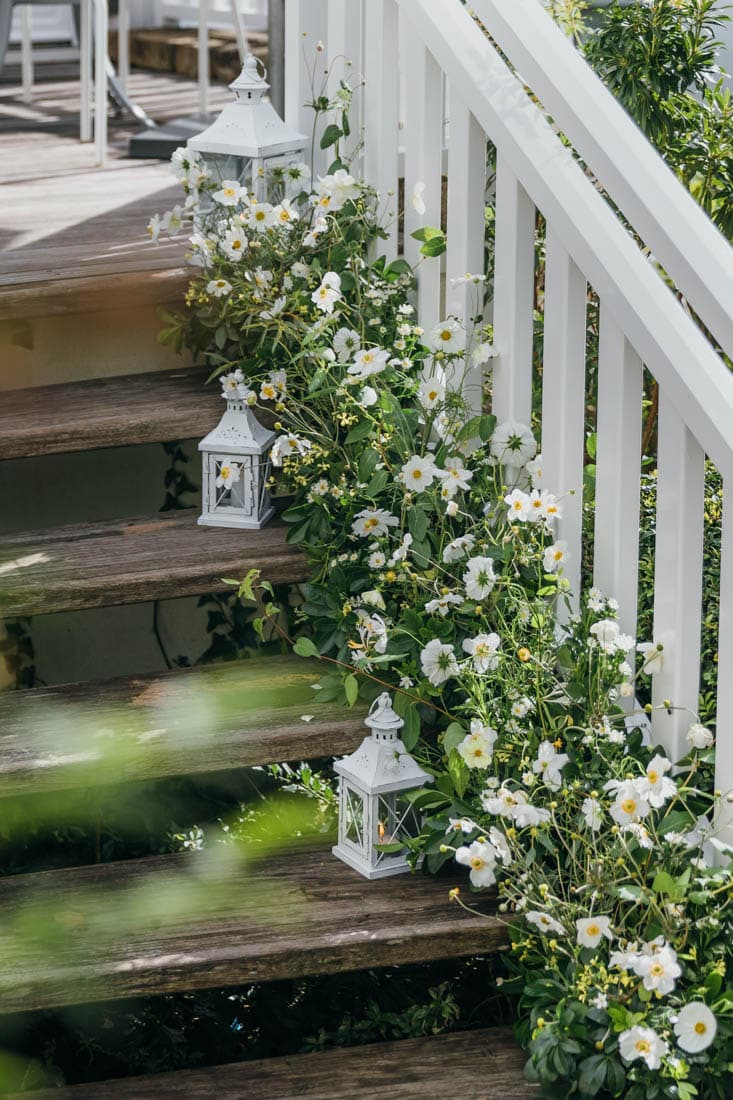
[400, 0, 733, 480]
[469, 0, 733, 357]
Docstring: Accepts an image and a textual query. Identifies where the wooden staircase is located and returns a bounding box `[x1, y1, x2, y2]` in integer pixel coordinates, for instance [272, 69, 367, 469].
[0, 325, 536, 1096]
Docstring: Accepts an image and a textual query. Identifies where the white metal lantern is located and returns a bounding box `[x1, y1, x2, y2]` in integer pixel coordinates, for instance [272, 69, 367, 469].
[187, 54, 308, 204]
[198, 392, 276, 530]
[333, 693, 433, 880]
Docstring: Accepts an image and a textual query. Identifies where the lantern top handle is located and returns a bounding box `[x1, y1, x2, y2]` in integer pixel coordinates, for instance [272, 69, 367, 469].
[230, 52, 270, 102]
[365, 692, 404, 735]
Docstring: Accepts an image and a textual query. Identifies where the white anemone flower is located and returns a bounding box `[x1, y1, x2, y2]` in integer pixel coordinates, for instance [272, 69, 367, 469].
[526, 911, 565, 936]
[425, 593, 463, 617]
[215, 459, 241, 489]
[206, 278, 232, 298]
[442, 534, 475, 563]
[634, 943, 682, 995]
[398, 454, 439, 492]
[525, 455, 545, 486]
[463, 556, 497, 600]
[417, 377, 446, 409]
[270, 433, 312, 467]
[687, 722, 714, 750]
[638, 640, 664, 674]
[220, 225, 248, 260]
[462, 632, 501, 673]
[490, 421, 537, 466]
[674, 1002, 717, 1053]
[448, 817, 479, 835]
[457, 722, 498, 770]
[637, 754, 676, 808]
[581, 796, 603, 832]
[212, 179, 243, 206]
[411, 180, 426, 215]
[359, 386, 379, 407]
[455, 840, 497, 887]
[532, 740, 569, 790]
[543, 541, 568, 573]
[607, 781, 651, 825]
[420, 639, 459, 686]
[348, 347, 391, 381]
[575, 916, 613, 949]
[428, 319, 466, 355]
[247, 200, 275, 231]
[351, 508, 399, 538]
[333, 327, 361, 363]
[271, 199, 299, 228]
[311, 272, 342, 314]
[437, 456, 473, 496]
[619, 1026, 668, 1071]
[504, 488, 532, 522]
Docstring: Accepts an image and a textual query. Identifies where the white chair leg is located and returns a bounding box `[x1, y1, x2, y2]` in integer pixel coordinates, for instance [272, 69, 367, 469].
[20, 5, 33, 103]
[117, 0, 129, 93]
[93, 0, 108, 164]
[198, 0, 208, 118]
[79, 0, 92, 141]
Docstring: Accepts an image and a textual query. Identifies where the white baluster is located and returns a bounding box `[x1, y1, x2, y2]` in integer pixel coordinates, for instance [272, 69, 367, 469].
[651, 393, 705, 760]
[79, 0, 92, 142]
[363, 0, 399, 260]
[540, 226, 587, 614]
[492, 153, 535, 426]
[118, 0, 130, 94]
[402, 29, 442, 334]
[198, 0, 209, 119]
[20, 6, 33, 103]
[285, 0, 328, 173]
[593, 309, 643, 640]
[93, 0, 108, 165]
[716, 490, 733, 847]
[327, 0, 363, 167]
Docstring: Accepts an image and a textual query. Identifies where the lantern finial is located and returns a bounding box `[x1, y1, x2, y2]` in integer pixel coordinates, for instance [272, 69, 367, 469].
[365, 693, 404, 741]
[229, 54, 269, 105]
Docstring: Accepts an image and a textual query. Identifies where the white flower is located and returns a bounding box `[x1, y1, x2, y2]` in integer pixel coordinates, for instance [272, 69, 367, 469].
[313, 168, 360, 211]
[334, 327, 361, 362]
[411, 180, 426, 215]
[581, 796, 603, 832]
[271, 199, 299, 228]
[361, 589, 385, 610]
[312, 272, 342, 314]
[504, 488, 531, 521]
[448, 817, 478, 834]
[463, 556, 496, 601]
[590, 992, 608, 1010]
[207, 278, 232, 298]
[359, 386, 379, 407]
[308, 478, 329, 499]
[587, 587, 606, 612]
[489, 826, 512, 865]
[354, 610, 388, 656]
[445, 500, 459, 518]
[622, 822, 654, 849]
[215, 458, 241, 489]
[525, 455, 545, 486]
[437, 456, 473, 498]
[417, 377, 446, 409]
[589, 619, 633, 655]
[220, 225, 248, 260]
[576, 916, 613, 949]
[607, 781, 651, 825]
[351, 508, 399, 538]
[526, 911, 565, 936]
[543, 541, 568, 574]
[450, 272, 486, 287]
[389, 533, 413, 564]
[247, 199, 275, 230]
[687, 722, 714, 750]
[425, 593, 463, 617]
[638, 640, 664, 674]
[532, 740, 569, 790]
[619, 1026, 668, 1071]
[490, 421, 537, 466]
[212, 180, 243, 206]
[261, 296, 286, 322]
[368, 550, 386, 569]
[674, 1002, 717, 1053]
[527, 489, 562, 523]
[420, 639, 459, 686]
[291, 260, 310, 279]
[457, 721, 498, 770]
[348, 346, 391, 381]
[270, 433, 312, 466]
[462, 633, 501, 673]
[303, 215, 329, 247]
[398, 454, 439, 492]
[442, 534, 475, 563]
[634, 942, 681, 995]
[428, 319, 466, 355]
[455, 840, 497, 887]
[471, 341, 495, 367]
[147, 213, 162, 242]
[637, 754, 676, 809]
[220, 369, 245, 398]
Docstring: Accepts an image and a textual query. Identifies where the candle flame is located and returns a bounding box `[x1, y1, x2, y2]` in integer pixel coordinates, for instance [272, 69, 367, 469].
[378, 821, 386, 840]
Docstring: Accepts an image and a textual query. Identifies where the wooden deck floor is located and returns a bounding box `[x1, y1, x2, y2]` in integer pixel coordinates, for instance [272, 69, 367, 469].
[0, 67, 230, 287]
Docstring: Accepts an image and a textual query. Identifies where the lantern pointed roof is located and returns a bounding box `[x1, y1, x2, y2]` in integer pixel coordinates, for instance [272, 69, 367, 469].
[188, 53, 308, 160]
[334, 694, 433, 794]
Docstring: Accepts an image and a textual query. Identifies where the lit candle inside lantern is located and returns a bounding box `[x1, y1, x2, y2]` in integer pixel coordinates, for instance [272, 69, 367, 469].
[378, 821, 386, 841]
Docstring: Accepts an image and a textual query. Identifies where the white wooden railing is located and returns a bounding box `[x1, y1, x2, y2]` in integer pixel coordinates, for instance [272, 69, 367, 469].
[283, 0, 733, 839]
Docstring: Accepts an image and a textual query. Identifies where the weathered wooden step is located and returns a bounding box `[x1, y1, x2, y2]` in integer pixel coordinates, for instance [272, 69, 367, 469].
[0, 656, 364, 798]
[0, 366, 219, 460]
[17, 1028, 539, 1098]
[0, 845, 509, 1013]
[0, 509, 307, 617]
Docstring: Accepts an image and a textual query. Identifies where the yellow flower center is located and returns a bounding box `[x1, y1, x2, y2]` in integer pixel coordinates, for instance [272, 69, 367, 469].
[694, 1021, 707, 1035]
[553, 550, 563, 560]
[470, 857, 485, 870]
[364, 518, 379, 529]
[586, 924, 600, 938]
[440, 329, 452, 341]
[648, 770, 659, 784]
[621, 798, 637, 814]
[635, 1040, 650, 1054]
[650, 963, 664, 977]
[220, 466, 231, 478]
[412, 470, 423, 480]
[255, 210, 266, 221]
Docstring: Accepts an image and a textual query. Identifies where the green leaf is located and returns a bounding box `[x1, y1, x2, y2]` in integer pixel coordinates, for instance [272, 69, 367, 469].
[651, 870, 678, 897]
[344, 673, 359, 706]
[375, 841, 406, 854]
[320, 123, 343, 149]
[358, 448, 379, 483]
[345, 420, 374, 444]
[443, 722, 466, 755]
[293, 636, 319, 658]
[420, 236, 447, 258]
[400, 703, 421, 750]
[408, 507, 428, 542]
[410, 226, 444, 242]
[448, 753, 469, 799]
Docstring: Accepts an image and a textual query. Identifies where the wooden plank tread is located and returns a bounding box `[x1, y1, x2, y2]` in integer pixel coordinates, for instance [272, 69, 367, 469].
[0, 508, 307, 617]
[17, 1029, 539, 1098]
[0, 367, 221, 460]
[0, 846, 509, 1013]
[0, 656, 365, 798]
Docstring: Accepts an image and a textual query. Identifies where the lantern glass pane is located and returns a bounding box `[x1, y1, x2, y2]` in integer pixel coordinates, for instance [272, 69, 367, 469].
[375, 793, 420, 867]
[213, 457, 254, 514]
[343, 786, 366, 852]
